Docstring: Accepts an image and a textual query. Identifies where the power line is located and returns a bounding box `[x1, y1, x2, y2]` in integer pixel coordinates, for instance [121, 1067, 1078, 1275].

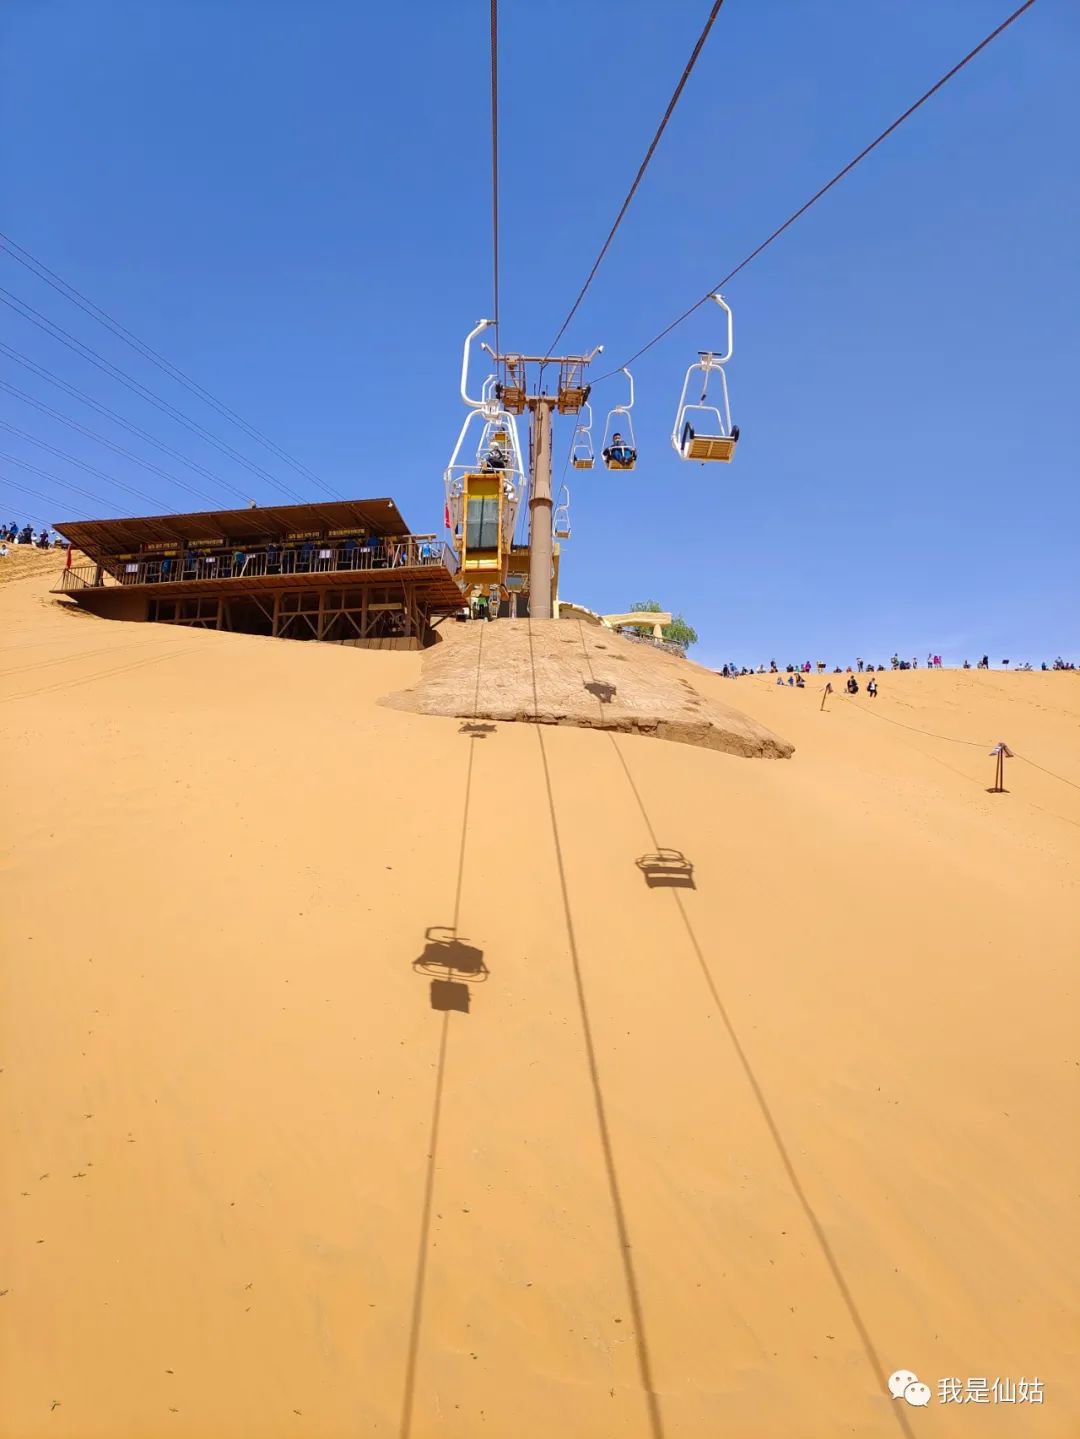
[0, 424, 188, 513]
[0, 363, 245, 506]
[0, 232, 341, 500]
[0, 472, 117, 521]
[543, 0, 726, 361]
[489, 0, 501, 347]
[596, 0, 1039, 380]
[1, 445, 175, 514]
[0, 288, 308, 503]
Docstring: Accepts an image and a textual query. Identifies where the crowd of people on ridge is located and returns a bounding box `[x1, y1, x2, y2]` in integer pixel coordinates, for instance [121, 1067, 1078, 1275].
[1, 522, 61, 550]
[716, 652, 1076, 680]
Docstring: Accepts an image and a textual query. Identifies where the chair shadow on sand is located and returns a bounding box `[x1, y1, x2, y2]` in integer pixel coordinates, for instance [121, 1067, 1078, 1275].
[635, 848, 696, 890]
[459, 721, 497, 739]
[584, 679, 617, 704]
[413, 925, 489, 1013]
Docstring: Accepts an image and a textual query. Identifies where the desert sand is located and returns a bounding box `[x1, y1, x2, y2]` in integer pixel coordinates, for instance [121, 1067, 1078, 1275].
[2, 549, 1078, 1438]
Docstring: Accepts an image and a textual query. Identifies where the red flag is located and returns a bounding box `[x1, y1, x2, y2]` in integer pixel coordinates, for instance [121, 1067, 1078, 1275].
[66, 543, 73, 569]
[443, 503, 450, 531]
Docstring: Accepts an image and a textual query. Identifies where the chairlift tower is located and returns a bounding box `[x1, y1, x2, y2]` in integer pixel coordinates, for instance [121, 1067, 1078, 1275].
[480, 341, 602, 619]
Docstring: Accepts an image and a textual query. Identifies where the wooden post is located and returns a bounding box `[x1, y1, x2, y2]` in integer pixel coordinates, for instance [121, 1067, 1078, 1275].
[989, 741, 1013, 792]
[820, 681, 833, 712]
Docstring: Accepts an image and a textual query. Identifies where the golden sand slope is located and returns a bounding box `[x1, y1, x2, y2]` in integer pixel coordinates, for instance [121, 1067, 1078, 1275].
[2, 570, 1078, 1439]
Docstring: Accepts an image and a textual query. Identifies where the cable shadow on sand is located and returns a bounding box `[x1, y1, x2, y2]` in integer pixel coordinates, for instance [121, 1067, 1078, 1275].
[607, 734, 916, 1439]
[535, 725, 666, 1439]
[399, 624, 486, 1439]
[398, 1010, 451, 1439]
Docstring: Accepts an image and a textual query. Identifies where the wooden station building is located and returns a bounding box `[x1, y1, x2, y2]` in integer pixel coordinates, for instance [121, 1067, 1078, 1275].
[53, 498, 464, 648]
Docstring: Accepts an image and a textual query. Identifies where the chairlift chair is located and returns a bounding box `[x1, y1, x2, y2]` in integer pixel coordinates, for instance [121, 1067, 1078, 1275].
[601, 369, 637, 472]
[571, 402, 595, 470]
[553, 485, 571, 541]
[445, 320, 527, 581]
[672, 293, 740, 464]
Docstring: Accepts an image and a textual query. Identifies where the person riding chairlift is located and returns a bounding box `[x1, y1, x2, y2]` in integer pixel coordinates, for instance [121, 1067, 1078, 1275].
[482, 443, 507, 472]
[602, 431, 636, 467]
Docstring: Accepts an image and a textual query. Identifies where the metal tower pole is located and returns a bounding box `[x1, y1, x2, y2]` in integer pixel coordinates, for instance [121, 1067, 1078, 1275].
[527, 396, 555, 619]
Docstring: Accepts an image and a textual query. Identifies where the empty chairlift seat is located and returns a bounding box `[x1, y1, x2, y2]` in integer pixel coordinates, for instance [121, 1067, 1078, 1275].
[672, 293, 740, 466]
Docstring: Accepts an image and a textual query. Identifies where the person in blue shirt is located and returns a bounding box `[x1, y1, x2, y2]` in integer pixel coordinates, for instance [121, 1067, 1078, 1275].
[602, 431, 636, 467]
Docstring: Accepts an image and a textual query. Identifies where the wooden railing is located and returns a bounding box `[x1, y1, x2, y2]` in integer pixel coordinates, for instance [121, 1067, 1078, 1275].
[61, 537, 455, 589]
[58, 564, 108, 592]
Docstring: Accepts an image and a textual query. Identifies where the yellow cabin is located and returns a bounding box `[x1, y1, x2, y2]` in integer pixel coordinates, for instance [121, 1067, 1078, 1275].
[459, 472, 505, 578]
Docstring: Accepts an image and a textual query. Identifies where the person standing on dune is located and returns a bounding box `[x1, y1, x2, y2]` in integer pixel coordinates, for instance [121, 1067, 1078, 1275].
[868, 677, 878, 699]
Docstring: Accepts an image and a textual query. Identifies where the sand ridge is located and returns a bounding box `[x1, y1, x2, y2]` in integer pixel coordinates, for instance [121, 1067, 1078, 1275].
[2, 564, 1078, 1437]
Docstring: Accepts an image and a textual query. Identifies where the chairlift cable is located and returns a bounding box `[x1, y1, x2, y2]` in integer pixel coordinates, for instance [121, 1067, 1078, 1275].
[542, 0, 727, 363]
[0, 233, 342, 500]
[489, 0, 501, 350]
[0, 288, 308, 504]
[596, 0, 1039, 382]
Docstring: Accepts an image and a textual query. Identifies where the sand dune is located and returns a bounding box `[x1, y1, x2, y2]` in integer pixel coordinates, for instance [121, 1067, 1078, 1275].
[2, 564, 1078, 1437]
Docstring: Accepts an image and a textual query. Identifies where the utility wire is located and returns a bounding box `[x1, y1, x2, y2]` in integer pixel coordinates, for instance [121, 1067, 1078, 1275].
[0, 363, 247, 505]
[543, 0, 726, 362]
[489, 0, 501, 349]
[596, 0, 1039, 381]
[0, 471, 122, 519]
[0, 232, 341, 499]
[0, 422, 196, 512]
[0, 288, 307, 503]
[1, 396, 227, 509]
[0, 445, 178, 515]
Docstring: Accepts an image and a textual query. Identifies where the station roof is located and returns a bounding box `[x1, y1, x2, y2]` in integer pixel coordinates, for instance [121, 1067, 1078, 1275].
[55, 498, 414, 563]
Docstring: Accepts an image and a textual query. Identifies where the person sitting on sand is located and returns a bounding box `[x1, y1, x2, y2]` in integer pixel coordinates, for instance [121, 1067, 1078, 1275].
[795, 673, 805, 688]
[0, 543, 8, 559]
[787, 675, 794, 686]
[867, 677, 878, 699]
[846, 675, 859, 695]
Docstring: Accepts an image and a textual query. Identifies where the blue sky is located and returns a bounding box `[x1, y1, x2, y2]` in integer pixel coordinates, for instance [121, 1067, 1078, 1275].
[2, 0, 1076, 668]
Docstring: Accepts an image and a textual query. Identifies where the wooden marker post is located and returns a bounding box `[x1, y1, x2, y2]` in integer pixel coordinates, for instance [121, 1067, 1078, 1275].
[820, 681, 833, 712]
[989, 741, 1014, 792]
